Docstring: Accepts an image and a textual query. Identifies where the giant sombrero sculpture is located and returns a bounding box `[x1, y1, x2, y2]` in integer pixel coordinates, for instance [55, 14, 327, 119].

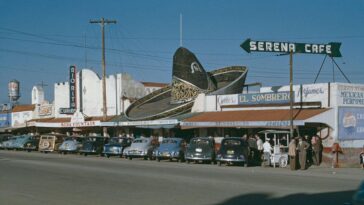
[125, 47, 248, 121]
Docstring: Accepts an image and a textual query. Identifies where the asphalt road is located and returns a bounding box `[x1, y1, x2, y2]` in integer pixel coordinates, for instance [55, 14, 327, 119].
[0, 150, 362, 205]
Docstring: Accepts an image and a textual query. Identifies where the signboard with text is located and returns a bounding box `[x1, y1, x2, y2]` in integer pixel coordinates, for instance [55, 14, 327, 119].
[338, 107, 364, 140]
[69, 65, 77, 109]
[336, 84, 364, 106]
[241, 39, 342, 57]
[238, 91, 291, 105]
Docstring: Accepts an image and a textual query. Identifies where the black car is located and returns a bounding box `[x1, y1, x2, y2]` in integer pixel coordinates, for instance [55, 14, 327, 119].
[23, 135, 40, 152]
[216, 137, 250, 167]
[185, 137, 216, 164]
[79, 136, 106, 156]
[103, 137, 132, 158]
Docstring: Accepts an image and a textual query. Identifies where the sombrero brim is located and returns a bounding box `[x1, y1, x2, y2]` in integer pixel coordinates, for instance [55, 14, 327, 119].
[126, 66, 248, 121]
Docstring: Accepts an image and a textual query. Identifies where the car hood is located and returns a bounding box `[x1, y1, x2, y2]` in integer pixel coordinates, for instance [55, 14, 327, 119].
[157, 144, 179, 152]
[130, 143, 150, 150]
[61, 141, 79, 147]
[104, 143, 122, 148]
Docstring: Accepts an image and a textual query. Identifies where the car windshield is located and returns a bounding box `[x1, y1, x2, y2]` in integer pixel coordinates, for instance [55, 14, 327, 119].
[133, 139, 148, 144]
[64, 137, 83, 142]
[162, 139, 178, 144]
[223, 139, 241, 146]
[190, 139, 211, 147]
[110, 137, 123, 144]
[86, 137, 102, 142]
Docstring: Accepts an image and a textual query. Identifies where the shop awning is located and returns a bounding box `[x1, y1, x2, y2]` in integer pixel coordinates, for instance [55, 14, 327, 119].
[180, 108, 330, 129]
[28, 116, 116, 128]
[110, 112, 200, 128]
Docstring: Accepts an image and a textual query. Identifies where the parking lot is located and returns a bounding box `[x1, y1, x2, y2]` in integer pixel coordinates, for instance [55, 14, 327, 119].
[0, 150, 362, 205]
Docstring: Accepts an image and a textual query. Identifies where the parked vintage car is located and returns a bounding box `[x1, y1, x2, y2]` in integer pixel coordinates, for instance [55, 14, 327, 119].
[1, 135, 19, 150]
[18, 135, 40, 152]
[38, 133, 67, 153]
[123, 138, 156, 160]
[155, 138, 186, 162]
[216, 137, 250, 167]
[103, 137, 132, 158]
[79, 136, 106, 156]
[58, 136, 84, 154]
[185, 137, 216, 164]
[0, 134, 13, 149]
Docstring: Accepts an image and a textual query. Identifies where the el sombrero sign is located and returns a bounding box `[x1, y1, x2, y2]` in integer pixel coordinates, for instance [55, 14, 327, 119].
[241, 39, 342, 57]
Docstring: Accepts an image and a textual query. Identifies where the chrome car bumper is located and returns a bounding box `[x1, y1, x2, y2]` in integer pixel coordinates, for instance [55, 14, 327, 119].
[185, 156, 213, 161]
[217, 156, 246, 162]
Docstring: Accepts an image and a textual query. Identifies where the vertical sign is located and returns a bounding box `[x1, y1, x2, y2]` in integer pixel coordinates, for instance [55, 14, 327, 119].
[69, 65, 77, 109]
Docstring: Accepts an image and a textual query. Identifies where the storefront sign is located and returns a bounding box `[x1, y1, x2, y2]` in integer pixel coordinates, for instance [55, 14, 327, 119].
[238, 91, 291, 105]
[119, 119, 178, 126]
[338, 107, 364, 140]
[241, 39, 342, 57]
[181, 120, 304, 128]
[337, 84, 364, 106]
[69, 65, 77, 109]
[217, 94, 238, 106]
[12, 111, 32, 127]
[38, 104, 53, 116]
[59, 108, 77, 114]
[61, 121, 99, 127]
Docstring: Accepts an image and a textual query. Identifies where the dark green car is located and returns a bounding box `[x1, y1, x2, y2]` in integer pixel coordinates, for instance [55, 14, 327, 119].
[79, 136, 106, 156]
[185, 137, 216, 164]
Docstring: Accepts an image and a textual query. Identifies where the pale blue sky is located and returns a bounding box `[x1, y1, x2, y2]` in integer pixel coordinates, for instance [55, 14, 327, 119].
[0, 0, 363, 104]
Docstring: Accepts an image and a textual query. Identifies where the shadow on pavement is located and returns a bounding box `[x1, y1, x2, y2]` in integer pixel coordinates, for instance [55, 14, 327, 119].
[216, 190, 355, 205]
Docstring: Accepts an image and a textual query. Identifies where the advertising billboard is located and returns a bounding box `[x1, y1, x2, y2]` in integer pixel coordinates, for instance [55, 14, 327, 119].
[338, 107, 364, 140]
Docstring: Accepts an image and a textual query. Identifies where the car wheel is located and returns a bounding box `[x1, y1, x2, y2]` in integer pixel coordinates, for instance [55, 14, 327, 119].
[279, 157, 288, 168]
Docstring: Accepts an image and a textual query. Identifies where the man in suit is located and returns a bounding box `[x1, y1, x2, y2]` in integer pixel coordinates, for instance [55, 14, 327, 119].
[297, 137, 310, 170]
[288, 138, 297, 170]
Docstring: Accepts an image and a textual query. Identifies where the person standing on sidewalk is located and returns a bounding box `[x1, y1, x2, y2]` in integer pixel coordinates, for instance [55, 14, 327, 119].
[288, 138, 297, 170]
[263, 140, 272, 166]
[311, 135, 323, 166]
[297, 137, 310, 170]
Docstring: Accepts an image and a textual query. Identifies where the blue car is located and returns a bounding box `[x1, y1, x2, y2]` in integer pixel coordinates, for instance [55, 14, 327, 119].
[155, 138, 186, 162]
[1, 136, 18, 150]
[58, 136, 84, 154]
[103, 137, 132, 158]
[12, 135, 39, 151]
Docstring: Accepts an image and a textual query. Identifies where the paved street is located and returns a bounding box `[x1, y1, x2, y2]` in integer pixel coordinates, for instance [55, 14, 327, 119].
[0, 150, 362, 205]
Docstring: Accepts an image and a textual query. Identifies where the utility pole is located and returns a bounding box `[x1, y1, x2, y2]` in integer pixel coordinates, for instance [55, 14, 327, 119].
[289, 50, 294, 139]
[90, 17, 116, 137]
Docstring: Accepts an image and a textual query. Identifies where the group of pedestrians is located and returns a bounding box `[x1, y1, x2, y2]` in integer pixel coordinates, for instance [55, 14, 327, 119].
[288, 135, 323, 170]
